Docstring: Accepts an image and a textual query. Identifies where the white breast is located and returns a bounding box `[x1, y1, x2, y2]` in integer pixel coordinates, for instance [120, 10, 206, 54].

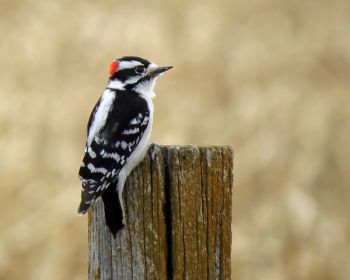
[116, 96, 153, 224]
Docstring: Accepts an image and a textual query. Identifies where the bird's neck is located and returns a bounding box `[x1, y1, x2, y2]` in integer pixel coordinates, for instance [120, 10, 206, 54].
[107, 79, 125, 90]
[107, 79, 156, 99]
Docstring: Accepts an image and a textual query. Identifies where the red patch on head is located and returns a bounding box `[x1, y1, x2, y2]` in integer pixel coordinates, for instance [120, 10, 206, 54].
[109, 61, 119, 76]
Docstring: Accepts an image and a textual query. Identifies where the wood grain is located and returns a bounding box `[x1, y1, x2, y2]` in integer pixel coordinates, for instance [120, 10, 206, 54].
[88, 144, 233, 280]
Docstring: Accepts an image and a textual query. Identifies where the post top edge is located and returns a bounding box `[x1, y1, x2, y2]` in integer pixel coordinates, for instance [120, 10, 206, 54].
[148, 143, 233, 152]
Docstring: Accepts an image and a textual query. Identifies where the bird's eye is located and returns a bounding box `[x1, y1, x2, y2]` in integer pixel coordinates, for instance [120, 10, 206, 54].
[135, 66, 145, 74]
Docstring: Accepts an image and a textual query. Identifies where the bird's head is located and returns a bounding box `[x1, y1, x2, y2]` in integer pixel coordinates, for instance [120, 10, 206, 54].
[107, 56, 172, 97]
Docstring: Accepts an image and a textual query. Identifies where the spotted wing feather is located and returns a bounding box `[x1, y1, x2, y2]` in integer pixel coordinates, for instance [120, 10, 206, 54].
[78, 92, 150, 214]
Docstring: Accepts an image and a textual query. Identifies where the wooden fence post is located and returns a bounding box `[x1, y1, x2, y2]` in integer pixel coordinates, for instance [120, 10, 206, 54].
[88, 144, 233, 280]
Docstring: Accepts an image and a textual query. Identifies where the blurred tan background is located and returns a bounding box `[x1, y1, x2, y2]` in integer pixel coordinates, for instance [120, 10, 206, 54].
[1, 0, 349, 279]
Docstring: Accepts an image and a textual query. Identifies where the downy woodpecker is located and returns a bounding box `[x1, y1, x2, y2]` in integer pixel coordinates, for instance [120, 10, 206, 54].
[78, 56, 172, 236]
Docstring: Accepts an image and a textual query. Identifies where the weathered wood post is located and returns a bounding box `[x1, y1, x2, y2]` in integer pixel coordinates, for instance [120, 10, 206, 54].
[88, 144, 233, 280]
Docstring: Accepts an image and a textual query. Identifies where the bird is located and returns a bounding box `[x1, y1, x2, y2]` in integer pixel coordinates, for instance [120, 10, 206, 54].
[78, 56, 172, 236]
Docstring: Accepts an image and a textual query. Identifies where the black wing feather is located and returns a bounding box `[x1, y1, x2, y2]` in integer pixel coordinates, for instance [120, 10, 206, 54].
[78, 91, 149, 215]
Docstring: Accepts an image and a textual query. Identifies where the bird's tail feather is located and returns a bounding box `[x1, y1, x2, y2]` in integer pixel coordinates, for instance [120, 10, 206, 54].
[78, 183, 97, 215]
[102, 185, 124, 237]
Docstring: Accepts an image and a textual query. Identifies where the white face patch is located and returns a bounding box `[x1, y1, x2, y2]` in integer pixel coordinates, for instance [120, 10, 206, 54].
[108, 80, 124, 90]
[148, 63, 158, 70]
[133, 78, 157, 98]
[132, 63, 159, 98]
[118, 60, 143, 70]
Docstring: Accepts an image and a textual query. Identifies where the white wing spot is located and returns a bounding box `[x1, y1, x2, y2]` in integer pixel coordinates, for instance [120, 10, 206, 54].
[120, 156, 126, 165]
[102, 152, 120, 162]
[95, 137, 102, 144]
[121, 141, 128, 150]
[141, 116, 149, 126]
[87, 163, 108, 175]
[128, 141, 136, 151]
[88, 147, 97, 158]
[123, 127, 140, 135]
[130, 118, 140, 125]
[101, 182, 108, 190]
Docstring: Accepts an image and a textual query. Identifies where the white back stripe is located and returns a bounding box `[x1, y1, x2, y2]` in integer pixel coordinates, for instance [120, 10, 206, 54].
[87, 89, 115, 146]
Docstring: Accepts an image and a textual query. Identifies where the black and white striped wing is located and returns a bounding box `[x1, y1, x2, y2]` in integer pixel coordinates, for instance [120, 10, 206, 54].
[78, 93, 150, 214]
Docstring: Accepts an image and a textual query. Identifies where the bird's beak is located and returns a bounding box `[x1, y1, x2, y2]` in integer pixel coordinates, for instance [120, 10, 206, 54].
[147, 65, 173, 77]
